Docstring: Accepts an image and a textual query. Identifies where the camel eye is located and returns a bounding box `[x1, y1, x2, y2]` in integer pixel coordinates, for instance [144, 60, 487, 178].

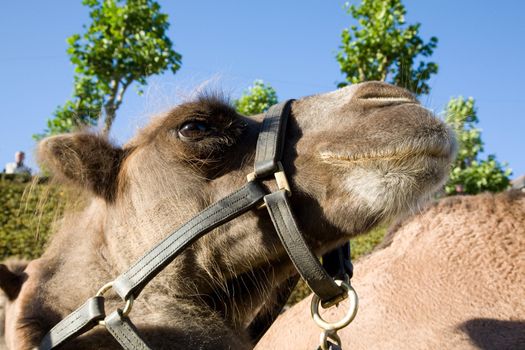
[178, 121, 211, 140]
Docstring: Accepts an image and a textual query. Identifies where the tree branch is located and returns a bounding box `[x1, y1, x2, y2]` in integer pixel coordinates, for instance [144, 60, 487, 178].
[102, 78, 121, 135]
[114, 79, 132, 110]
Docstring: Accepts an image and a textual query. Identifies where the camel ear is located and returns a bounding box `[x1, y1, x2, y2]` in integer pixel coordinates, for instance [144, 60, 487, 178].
[37, 133, 123, 200]
[0, 264, 25, 300]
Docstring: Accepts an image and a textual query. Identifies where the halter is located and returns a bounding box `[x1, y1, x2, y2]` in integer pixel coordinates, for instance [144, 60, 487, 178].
[38, 100, 357, 350]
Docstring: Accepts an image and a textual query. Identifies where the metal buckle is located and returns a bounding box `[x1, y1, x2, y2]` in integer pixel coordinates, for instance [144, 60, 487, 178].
[246, 161, 291, 193]
[246, 161, 291, 210]
[320, 274, 350, 309]
[95, 281, 134, 326]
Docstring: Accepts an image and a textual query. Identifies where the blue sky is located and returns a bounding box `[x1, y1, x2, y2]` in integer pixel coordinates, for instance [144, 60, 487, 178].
[1, 1, 524, 177]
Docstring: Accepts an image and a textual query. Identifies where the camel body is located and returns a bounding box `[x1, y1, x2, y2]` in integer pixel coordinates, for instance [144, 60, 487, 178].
[257, 191, 525, 350]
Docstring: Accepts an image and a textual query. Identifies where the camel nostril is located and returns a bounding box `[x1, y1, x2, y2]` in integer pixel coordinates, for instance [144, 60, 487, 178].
[352, 81, 418, 104]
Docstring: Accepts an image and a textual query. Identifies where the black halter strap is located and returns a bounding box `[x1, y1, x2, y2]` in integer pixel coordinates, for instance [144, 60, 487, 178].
[38, 100, 352, 350]
[247, 101, 353, 342]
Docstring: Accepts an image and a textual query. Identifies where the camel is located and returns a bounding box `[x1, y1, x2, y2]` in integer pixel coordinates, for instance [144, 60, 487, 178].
[257, 190, 525, 350]
[0, 82, 455, 349]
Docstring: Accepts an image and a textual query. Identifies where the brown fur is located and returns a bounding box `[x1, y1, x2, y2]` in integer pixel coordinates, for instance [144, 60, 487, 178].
[38, 133, 124, 201]
[0, 82, 455, 349]
[257, 191, 525, 350]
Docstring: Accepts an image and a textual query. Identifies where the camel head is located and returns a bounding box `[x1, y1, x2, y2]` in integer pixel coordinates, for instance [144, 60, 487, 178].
[1, 82, 455, 349]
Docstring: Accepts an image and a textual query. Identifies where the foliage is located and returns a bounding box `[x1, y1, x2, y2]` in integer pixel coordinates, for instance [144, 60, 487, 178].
[234, 80, 278, 116]
[349, 223, 387, 259]
[287, 225, 386, 305]
[0, 176, 65, 260]
[445, 96, 511, 195]
[336, 0, 438, 95]
[35, 78, 105, 139]
[37, 0, 182, 138]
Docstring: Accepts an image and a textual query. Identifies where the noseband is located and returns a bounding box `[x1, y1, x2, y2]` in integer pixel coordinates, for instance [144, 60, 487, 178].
[39, 100, 356, 350]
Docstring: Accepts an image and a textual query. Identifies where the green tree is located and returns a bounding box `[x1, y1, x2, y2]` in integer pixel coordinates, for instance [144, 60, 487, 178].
[38, 77, 105, 137]
[234, 80, 278, 116]
[37, 0, 181, 138]
[337, 0, 438, 95]
[445, 96, 511, 195]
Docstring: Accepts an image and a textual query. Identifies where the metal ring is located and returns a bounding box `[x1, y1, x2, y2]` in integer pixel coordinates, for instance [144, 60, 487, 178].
[310, 280, 358, 331]
[96, 281, 115, 297]
[120, 295, 134, 317]
[95, 281, 134, 318]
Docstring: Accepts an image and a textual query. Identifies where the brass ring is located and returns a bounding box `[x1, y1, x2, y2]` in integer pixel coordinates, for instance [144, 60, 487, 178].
[120, 295, 134, 317]
[96, 281, 115, 297]
[95, 281, 134, 319]
[310, 280, 358, 331]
